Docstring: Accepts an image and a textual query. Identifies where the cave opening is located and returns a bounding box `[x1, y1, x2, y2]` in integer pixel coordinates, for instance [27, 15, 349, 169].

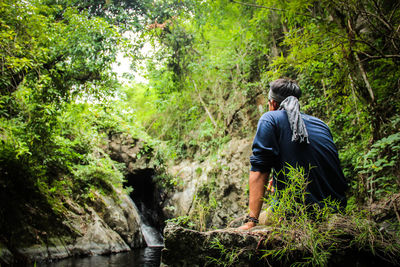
[124, 168, 165, 236]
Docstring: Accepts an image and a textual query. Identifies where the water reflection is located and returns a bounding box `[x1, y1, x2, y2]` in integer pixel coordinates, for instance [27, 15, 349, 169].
[38, 247, 162, 267]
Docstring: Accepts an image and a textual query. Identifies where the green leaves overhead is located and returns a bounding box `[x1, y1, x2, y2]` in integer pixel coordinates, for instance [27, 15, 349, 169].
[0, 0, 121, 103]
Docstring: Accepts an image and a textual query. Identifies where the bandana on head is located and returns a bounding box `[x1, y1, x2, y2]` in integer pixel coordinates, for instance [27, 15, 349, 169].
[278, 96, 309, 144]
[268, 88, 287, 103]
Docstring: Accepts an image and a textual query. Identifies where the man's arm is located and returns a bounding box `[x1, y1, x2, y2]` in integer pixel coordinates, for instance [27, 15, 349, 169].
[238, 171, 269, 230]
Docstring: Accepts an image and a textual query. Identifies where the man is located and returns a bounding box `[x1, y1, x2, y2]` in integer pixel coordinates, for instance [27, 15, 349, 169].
[239, 78, 347, 230]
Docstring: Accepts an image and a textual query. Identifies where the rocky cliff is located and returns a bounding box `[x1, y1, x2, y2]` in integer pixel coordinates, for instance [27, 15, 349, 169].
[163, 137, 253, 229]
[0, 187, 145, 265]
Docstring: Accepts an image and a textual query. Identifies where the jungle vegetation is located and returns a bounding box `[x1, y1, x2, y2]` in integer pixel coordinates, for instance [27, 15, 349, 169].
[0, 0, 399, 263]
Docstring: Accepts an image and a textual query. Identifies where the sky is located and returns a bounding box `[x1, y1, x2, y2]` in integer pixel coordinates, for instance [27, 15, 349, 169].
[112, 32, 153, 84]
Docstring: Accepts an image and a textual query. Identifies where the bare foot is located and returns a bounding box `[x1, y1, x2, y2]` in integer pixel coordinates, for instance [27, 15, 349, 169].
[237, 221, 256, 230]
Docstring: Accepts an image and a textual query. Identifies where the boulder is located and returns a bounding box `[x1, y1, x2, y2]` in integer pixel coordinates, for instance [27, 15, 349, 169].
[95, 191, 145, 248]
[16, 238, 74, 262]
[72, 207, 130, 255]
[161, 223, 266, 267]
[162, 216, 400, 267]
[15, 204, 135, 261]
[12, 189, 146, 263]
[105, 134, 155, 174]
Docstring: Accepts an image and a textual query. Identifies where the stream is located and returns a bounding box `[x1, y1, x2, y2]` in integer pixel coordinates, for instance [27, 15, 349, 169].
[39, 209, 164, 267]
[38, 247, 162, 267]
[38, 211, 164, 267]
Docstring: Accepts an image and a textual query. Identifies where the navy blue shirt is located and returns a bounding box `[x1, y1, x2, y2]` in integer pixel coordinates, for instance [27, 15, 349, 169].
[250, 110, 347, 207]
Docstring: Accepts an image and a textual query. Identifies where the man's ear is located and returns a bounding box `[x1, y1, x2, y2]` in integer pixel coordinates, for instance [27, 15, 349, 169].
[273, 101, 279, 110]
[269, 100, 279, 111]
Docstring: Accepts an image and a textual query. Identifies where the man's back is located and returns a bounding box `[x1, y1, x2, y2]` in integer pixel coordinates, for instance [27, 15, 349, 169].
[250, 110, 348, 207]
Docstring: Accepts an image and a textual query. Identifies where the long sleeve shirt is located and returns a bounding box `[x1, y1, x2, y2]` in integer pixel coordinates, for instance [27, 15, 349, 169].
[250, 110, 348, 207]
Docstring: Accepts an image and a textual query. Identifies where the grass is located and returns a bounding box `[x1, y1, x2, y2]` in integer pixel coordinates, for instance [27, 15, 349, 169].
[257, 165, 400, 266]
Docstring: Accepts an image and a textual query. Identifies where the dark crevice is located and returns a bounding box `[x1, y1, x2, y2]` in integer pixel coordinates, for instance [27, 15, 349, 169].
[124, 169, 165, 233]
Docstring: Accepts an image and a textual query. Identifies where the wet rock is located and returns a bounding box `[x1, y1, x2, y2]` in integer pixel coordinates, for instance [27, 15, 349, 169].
[95, 192, 145, 248]
[1, 133, 153, 264]
[15, 205, 133, 261]
[12, 183, 146, 262]
[162, 220, 400, 267]
[72, 207, 130, 255]
[17, 246, 52, 262]
[17, 242, 73, 262]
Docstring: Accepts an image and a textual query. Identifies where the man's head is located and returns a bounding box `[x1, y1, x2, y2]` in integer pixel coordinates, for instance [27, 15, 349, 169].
[268, 78, 301, 111]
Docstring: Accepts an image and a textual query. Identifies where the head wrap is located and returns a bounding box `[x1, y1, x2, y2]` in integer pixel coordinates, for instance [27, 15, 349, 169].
[268, 79, 308, 144]
[278, 96, 309, 144]
[268, 88, 287, 103]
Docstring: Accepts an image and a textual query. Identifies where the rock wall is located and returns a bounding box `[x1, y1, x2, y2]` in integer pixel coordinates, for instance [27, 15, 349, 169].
[2, 188, 146, 265]
[0, 133, 154, 265]
[163, 137, 253, 228]
[105, 133, 156, 174]
[106, 133, 165, 230]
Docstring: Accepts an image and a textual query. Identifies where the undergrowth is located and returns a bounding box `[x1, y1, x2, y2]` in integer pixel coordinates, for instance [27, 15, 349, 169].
[205, 165, 400, 266]
[258, 165, 400, 266]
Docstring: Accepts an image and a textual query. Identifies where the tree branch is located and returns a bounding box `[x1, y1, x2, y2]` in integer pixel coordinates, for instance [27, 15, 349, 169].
[389, 1, 400, 22]
[192, 79, 217, 128]
[354, 52, 375, 102]
[358, 52, 400, 60]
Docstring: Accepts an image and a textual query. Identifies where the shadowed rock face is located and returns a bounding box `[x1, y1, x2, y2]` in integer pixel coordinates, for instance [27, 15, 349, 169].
[9, 190, 146, 264]
[92, 191, 145, 249]
[106, 134, 155, 175]
[161, 223, 267, 267]
[162, 222, 400, 267]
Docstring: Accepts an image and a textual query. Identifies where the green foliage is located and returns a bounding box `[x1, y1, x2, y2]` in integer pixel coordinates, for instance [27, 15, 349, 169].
[57, 0, 150, 28]
[0, 0, 121, 103]
[186, 169, 221, 231]
[71, 153, 125, 194]
[0, 0, 156, 229]
[154, 172, 184, 190]
[357, 131, 400, 200]
[124, 0, 267, 160]
[207, 237, 242, 267]
[189, 196, 213, 232]
[1, 0, 399, 261]
[0, 0, 123, 180]
[349, 209, 400, 264]
[260, 165, 400, 266]
[165, 215, 195, 229]
[262, 165, 341, 266]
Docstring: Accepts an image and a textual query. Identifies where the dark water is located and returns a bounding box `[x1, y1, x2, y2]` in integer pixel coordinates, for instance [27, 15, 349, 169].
[38, 247, 162, 267]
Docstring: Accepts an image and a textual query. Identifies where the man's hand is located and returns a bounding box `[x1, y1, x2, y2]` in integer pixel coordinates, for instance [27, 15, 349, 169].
[238, 221, 256, 230]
